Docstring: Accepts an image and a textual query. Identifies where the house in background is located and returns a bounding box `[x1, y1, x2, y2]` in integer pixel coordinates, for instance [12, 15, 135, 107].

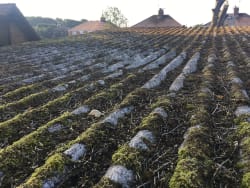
[207, 6, 250, 27]
[132, 8, 182, 28]
[68, 17, 117, 36]
[223, 6, 250, 26]
[0, 3, 40, 46]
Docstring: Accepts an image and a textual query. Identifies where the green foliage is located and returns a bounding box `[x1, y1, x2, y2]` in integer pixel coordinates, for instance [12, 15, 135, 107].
[26, 17, 87, 39]
[102, 7, 128, 28]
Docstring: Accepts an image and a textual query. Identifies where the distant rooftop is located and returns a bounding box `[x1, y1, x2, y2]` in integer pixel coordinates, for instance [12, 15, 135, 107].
[132, 8, 182, 28]
[69, 21, 116, 32]
[224, 8, 250, 26]
[68, 18, 117, 36]
[207, 6, 250, 27]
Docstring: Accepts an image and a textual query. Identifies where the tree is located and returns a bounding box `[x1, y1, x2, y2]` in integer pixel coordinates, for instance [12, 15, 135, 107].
[26, 17, 85, 39]
[102, 7, 128, 28]
[211, 0, 228, 27]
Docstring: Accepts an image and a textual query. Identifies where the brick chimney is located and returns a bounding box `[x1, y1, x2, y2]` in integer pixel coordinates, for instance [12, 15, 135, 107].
[234, 6, 239, 16]
[158, 8, 164, 16]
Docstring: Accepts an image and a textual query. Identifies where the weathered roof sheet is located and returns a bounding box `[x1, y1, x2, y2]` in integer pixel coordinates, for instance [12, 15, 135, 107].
[132, 15, 182, 28]
[0, 26, 249, 187]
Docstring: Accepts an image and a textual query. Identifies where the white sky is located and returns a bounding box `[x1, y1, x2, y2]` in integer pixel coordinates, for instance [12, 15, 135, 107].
[0, 0, 250, 26]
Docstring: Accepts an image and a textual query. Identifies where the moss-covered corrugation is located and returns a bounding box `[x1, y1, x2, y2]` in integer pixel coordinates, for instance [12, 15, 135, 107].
[80, 73, 151, 115]
[0, 69, 108, 121]
[0, 26, 248, 188]
[0, 73, 148, 186]
[0, 79, 106, 147]
[226, 62, 249, 104]
[112, 145, 144, 172]
[0, 112, 76, 186]
[137, 113, 165, 134]
[18, 117, 113, 186]
[1, 84, 42, 104]
[96, 96, 171, 187]
[224, 35, 250, 187]
[0, 90, 52, 121]
[119, 88, 149, 108]
[237, 121, 250, 138]
[169, 123, 213, 188]
[169, 50, 215, 187]
[226, 28, 250, 67]
[93, 177, 122, 188]
[169, 158, 205, 188]
[241, 172, 250, 188]
[20, 154, 70, 188]
[20, 84, 152, 186]
[175, 27, 204, 54]
[235, 119, 250, 188]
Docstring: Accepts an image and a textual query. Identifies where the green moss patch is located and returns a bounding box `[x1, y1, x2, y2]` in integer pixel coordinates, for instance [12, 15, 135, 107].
[237, 121, 250, 138]
[112, 145, 144, 173]
[0, 105, 104, 187]
[120, 88, 150, 108]
[189, 106, 209, 126]
[150, 95, 171, 109]
[0, 90, 52, 121]
[137, 113, 164, 134]
[169, 158, 209, 188]
[2, 84, 40, 101]
[93, 177, 121, 188]
[21, 154, 69, 188]
[242, 172, 250, 188]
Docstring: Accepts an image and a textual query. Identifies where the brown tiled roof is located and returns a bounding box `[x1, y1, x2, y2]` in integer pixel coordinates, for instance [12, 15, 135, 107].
[132, 15, 182, 28]
[68, 21, 117, 32]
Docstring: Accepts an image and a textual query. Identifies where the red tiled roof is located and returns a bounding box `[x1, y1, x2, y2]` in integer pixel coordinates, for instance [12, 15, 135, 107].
[132, 15, 182, 28]
[68, 21, 117, 33]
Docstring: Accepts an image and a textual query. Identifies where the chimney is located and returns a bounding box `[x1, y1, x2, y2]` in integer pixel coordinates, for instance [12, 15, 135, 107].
[234, 6, 239, 16]
[158, 8, 164, 16]
[100, 17, 106, 22]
